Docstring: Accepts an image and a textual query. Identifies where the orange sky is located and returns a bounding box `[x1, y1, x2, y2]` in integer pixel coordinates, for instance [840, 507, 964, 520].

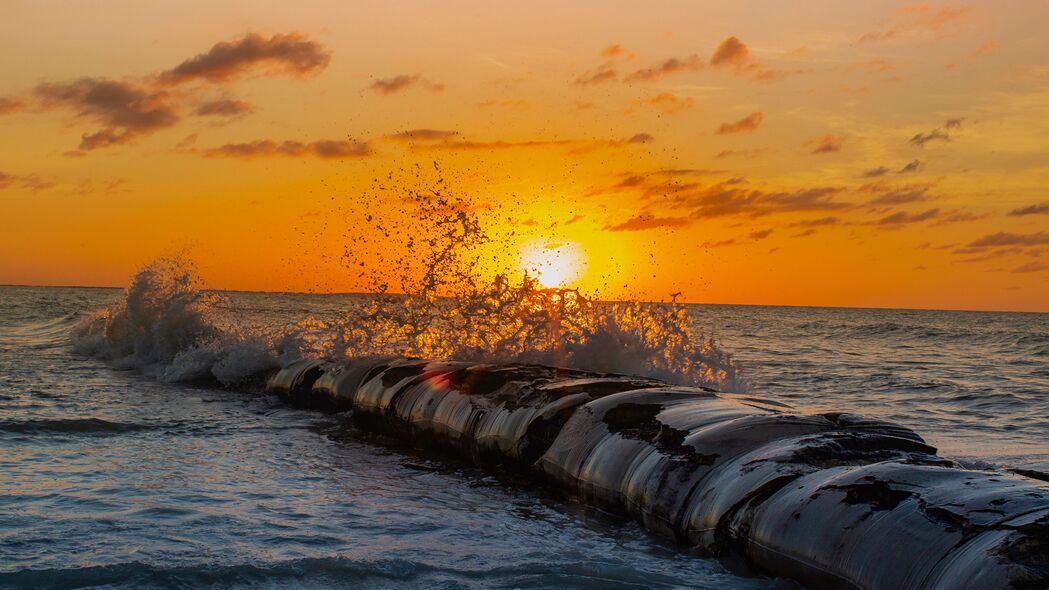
[1, 0, 1047, 311]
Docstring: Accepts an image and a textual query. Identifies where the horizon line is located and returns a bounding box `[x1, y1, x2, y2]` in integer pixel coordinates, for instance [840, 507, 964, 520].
[1, 282, 1045, 315]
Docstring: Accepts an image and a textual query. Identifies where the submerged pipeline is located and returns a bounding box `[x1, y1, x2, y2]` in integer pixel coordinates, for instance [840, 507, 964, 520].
[252, 356, 1049, 590]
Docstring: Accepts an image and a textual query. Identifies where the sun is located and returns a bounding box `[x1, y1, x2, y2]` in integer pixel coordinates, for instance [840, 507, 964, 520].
[519, 240, 587, 288]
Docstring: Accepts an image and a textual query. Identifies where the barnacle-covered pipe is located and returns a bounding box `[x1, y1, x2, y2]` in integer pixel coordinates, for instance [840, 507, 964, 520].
[265, 358, 1049, 590]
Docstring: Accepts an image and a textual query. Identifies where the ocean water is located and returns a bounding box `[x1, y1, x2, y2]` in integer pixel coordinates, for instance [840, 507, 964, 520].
[1, 284, 1047, 589]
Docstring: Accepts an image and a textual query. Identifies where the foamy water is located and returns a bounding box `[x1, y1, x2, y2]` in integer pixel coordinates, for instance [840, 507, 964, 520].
[1, 284, 1047, 588]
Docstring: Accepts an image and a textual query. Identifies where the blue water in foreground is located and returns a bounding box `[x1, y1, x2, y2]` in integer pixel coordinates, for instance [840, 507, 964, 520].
[1, 286, 1047, 589]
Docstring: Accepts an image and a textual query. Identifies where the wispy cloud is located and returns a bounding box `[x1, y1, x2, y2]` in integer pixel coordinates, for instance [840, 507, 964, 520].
[369, 74, 444, 95]
[202, 138, 371, 159]
[0, 170, 55, 192]
[1007, 203, 1049, 216]
[194, 98, 254, 117]
[604, 214, 691, 231]
[634, 92, 694, 114]
[624, 55, 703, 82]
[715, 112, 763, 135]
[861, 4, 972, 43]
[808, 134, 846, 154]
[910, 118, 962, 147]
[967, 231, 1049, 248]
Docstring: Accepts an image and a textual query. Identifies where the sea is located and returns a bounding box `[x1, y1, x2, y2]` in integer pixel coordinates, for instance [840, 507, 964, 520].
[1, 283, 1047, 589]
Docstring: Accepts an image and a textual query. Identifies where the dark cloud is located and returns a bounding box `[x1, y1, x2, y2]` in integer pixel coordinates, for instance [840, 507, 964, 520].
[625, 132, 653, 144]
[910, 119, 963, 147]
[791, 216, 841, 227]
[875, 208, 940, 226]
[386, 129, 461, 142]
[808, 135, 845, 154]
[1008, 203, 1049, 216]
[624, 55, 703, 82]
[33, 78, 179, 149]
[0, 96, 25, 114]
[574, 67, 618, 85]
[967, 231, 1049, 248]
[0, 171, 54, 192]
[203, 138, 371, 159]
[679, 184, 847, 219]
[715, 112, 763, 135]
[194, 98, 254, 117]
[710, 37, 749, 67]
[934, 210, 988, 225]
[369, 74, 445, 95]
[708, 37, 779, 81]
[1013, 262, 1049, 273]
[792, 228, 818, 238]
[861, 182, 933, 205]
[861, 166, 891, 178]
[898, 159, 922, 173]
[159, 32, 331, 85]
[749, 228, 774, 240]
[604, 214, 691, 232]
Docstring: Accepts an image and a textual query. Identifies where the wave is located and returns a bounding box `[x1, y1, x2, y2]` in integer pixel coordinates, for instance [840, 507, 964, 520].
[0, 417, 153, 436]
[70, 258, 744, 392]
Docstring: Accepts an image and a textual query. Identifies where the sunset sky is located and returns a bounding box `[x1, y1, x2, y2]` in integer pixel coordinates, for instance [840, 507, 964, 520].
[2, 0, 1047, 311]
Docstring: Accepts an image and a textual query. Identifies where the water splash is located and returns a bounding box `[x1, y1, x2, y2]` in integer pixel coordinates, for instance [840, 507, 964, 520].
[72, 166, 744, 391]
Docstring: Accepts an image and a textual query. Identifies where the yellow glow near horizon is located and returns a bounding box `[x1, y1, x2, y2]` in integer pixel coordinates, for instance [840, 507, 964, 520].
[519, 240, 587, 288]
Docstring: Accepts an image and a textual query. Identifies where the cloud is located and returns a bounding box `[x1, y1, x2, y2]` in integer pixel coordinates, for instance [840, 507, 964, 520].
[793, 228, 818, 238]
[386, 129, 461, 142]
[574, 67, 618, 85]
[861, 4, 972, 43]
[159, 32, 331, 85]
[861, 181, 934, 205]
[875, 208, 940, 226]
[934, 209, 988, 224]
[710, 37, 749, 67]
[973, 40, 997, 57]
[749, 228, 774, 240]
[0, 96, 25, 114]
[203, 138, 371, 159]
[967, 231, 1049, 248]
[600, 44, 636, 60]
[792, 216, 841, 227]
[194, 98, 254, 117]
[369, 74, 445, 95]
[910, 118, 963, 147]
[708, 37, 780, 81]
[636, 92, 694, 114]
[0, 170, 55, 192]
[715, 112, 763, 135]
[675, 184, 847, 219]
[478, 98, 529, 109]
[624, 55, 703, 82]
[1007, 203, 1049, 216]
[898, 159, 922, 173]
[33, 78, 180, 150]
[808, 134, 845, 154]
[714, 148, 767, 159]
[1013, 262, 1049, 273]
[604, 214, 691, 231]
[861, 166, 891, 178]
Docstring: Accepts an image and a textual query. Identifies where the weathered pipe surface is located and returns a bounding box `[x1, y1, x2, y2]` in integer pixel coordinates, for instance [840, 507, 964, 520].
[264, 357, 1049, 590]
